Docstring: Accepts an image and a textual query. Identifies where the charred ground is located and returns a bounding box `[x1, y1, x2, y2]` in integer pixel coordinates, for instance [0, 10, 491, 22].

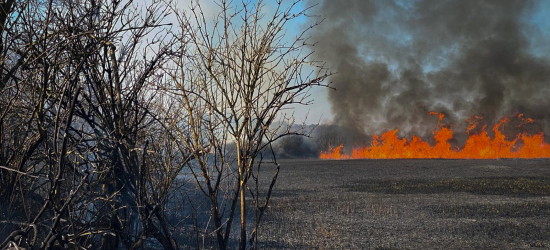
[257, 158, 550, 249]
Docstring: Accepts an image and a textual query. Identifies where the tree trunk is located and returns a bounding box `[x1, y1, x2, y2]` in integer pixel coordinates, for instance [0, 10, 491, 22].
[239, 164, 247, 250]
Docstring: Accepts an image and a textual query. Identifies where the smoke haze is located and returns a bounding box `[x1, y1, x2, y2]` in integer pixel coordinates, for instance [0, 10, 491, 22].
[308, 0, 550, 146]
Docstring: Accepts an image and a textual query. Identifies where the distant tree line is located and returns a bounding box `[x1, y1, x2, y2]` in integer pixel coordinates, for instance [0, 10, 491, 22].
[272, 124, 372, 158]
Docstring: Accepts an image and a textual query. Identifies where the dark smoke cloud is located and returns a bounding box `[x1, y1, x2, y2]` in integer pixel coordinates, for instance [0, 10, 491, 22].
[308, 0, 550, 145]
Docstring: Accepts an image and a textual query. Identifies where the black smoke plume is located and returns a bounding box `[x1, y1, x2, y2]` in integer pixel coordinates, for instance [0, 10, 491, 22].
[308, 0, 550, 148]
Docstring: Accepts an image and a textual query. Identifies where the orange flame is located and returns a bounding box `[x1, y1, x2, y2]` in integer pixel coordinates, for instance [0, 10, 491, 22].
[320, 113, 550, 159]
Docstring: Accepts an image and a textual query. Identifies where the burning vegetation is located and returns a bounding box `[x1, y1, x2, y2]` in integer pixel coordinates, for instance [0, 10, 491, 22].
[321, 112, 550, 159]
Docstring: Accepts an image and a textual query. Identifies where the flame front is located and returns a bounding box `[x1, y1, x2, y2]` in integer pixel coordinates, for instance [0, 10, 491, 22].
[320, 113, 550, 159]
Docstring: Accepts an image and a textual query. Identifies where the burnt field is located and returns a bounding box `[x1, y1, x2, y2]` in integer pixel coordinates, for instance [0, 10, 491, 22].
[256, 159, 550, 249]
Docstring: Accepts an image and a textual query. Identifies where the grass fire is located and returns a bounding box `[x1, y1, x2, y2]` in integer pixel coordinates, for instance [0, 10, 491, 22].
[321, 112, 550, 159]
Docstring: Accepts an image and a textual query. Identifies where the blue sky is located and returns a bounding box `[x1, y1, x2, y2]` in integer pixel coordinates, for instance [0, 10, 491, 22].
[173, 0, 333, 124]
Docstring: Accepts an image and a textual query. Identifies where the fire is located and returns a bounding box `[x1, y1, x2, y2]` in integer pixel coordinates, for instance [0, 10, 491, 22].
[320, 113, 550, 159]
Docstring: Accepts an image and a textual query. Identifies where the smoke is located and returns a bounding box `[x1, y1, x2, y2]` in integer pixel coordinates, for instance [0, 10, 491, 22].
[308, 0, 550, 145]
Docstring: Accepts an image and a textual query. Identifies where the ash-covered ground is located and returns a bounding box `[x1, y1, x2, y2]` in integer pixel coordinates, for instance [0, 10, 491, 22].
[256, 159, 550, 249]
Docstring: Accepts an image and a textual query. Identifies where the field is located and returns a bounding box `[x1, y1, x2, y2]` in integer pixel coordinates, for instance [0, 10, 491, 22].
[256, 159, 550, 249]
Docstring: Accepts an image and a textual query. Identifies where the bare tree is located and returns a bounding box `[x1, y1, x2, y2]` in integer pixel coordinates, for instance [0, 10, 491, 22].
[164, 0, 331, 248]
[1, 0, 331, 249]
[0, 0, 180, 249]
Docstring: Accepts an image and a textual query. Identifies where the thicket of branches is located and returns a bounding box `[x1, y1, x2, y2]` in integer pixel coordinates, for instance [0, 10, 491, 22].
[0, 0, 329, 249]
